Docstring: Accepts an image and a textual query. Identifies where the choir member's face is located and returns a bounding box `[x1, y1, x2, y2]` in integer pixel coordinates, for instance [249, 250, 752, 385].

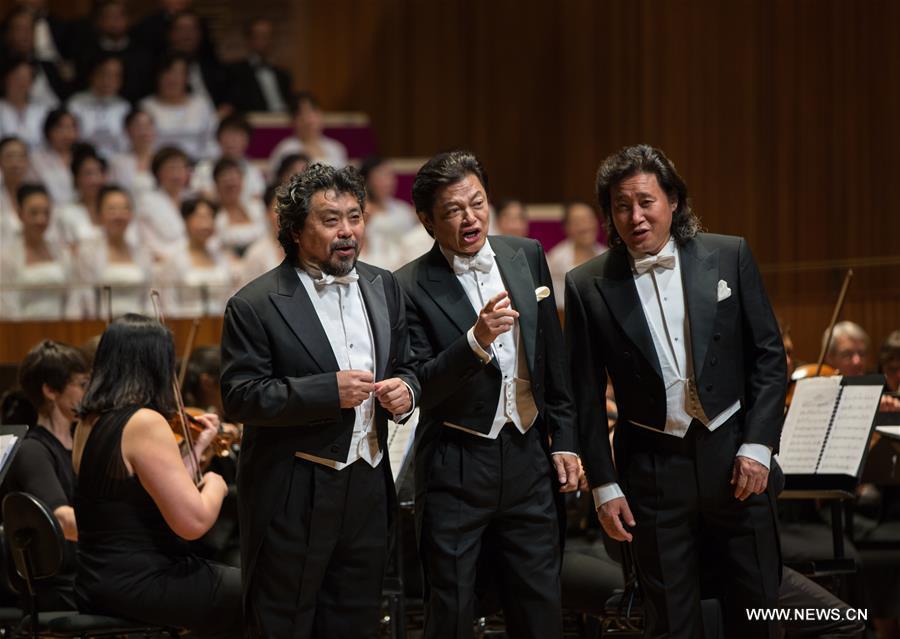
[97, 3, 128, 39]
[610, 172, 675, 255]
[248, 20, 273, 57]
[366, 163, 396, 204]
[48, 115, 78, 152]
[215, 167, 243, 204]
[158, 60, 188, 99]
[170, 15, 201, 55]
[827, 335, 867, 377]
[884, 358, 900, 393]
[295, 189, 363, 276]
[75, 157, 106, 200]
[91, 58, 123, 97]
[495, 201, 528, 238]
[19, 192, 51, 239]
[420, 173, 489, 256]
[0, 139, 28, 184]
[186, 202, 216, 243]
[565, 203, 599, 250]
[218, 128, 248, 159]
[100, 191, 133, 238]
[4, 63, 33, 101]
[157, 157, 190, 193]
[127, 112, 155, 149]
[5, 13, 33, 56]
[294, 101, 323, 140]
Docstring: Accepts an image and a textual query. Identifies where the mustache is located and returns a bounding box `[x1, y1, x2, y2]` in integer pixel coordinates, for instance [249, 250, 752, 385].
[330, 239, 358, 252]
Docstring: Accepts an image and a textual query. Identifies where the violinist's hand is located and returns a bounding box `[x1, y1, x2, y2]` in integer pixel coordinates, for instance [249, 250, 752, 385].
[192, 413, 220, 453]
[197, 471, 227, 498]
[880, 394, 900, 413]
[374, 378, 412, 415]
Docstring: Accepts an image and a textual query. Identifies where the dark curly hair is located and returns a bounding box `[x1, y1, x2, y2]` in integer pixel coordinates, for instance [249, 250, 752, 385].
[595, 144, 700, 248]
[275, 163, 366, 263]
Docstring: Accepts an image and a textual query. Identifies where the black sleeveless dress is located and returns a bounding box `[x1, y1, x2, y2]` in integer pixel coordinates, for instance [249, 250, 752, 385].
[74, 406, 241, 637]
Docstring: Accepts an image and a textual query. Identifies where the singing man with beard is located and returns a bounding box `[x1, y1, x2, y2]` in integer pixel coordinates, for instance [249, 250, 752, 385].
[220, 163, 420, 638]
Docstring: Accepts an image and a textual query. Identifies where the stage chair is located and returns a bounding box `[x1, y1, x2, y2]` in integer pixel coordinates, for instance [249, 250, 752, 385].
[2, 491, 179, 638]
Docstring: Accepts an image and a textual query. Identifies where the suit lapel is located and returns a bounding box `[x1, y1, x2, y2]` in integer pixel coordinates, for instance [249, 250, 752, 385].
[269, 260, 339, 373]
[595, 248, 663, 379]
[493, 237, 537, 373]
[679, 238, 719, 381]
[357, 265, 390, 381]
[417, 242, 479, 335]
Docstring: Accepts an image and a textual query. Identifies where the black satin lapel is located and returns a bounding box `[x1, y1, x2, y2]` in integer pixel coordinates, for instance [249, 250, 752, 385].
[595, 250, 662, 379]
[680, 240, 719, 380]
[494, 241, 537, 373]
[270, 283, 339, 374]
[358, 271, 390, 381]
[419, 244, 478, 335]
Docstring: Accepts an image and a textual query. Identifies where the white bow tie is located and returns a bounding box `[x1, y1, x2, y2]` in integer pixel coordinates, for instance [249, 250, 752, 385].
[312, 269, 359, 290]
[452, 252, 494, 275]
[633, 252, 675, 275]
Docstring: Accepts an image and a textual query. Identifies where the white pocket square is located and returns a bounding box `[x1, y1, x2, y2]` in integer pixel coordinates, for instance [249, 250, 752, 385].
[717, 279, 732, 302]
[535, 286, 551, 302]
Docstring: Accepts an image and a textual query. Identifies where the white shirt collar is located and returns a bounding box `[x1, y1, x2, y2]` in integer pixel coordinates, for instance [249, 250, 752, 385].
[438, 237, 495, 269]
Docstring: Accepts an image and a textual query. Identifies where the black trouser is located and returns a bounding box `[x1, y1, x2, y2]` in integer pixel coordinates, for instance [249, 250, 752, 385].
[422, 423, 562, 639]
[622, 420, 781, 639]
[250, 457, 388, 638]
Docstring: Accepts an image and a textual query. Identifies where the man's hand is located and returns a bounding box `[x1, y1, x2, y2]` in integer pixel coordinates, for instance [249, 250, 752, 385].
[880, 394, 900, 413]
[597, 496, 635, 542]
[374, 378, 412, 415]
[336, 370, 375, 408]
[731, 455, 769, 501]
[552, 453, 580, 493]
[473, 291, 519, 349]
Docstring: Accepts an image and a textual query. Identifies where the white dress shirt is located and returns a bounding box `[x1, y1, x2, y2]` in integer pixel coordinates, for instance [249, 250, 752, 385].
[295, 268, 381, 470]
[267, 135, 348, 176]
[439, 240, 539, 438]
[0, 100, 51, 149]
[67, 92, 131, 157]
[248, 55, 288, 112]
[135, 189, 187, 259]
[139, 95, 219, 160]
[30, 148, 75, 205]
[593, 238, 768, 507]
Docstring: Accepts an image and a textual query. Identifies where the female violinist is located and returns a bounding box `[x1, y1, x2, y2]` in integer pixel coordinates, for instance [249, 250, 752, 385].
[72, 314, 241, 636]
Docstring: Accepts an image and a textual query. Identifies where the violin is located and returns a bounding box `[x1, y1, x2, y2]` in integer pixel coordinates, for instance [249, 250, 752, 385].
[168, 406, 239, 459]
[785, 269, 852, 406]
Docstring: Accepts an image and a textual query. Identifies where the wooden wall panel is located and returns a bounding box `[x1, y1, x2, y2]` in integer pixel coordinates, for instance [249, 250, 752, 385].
[2, 0, 897, 369]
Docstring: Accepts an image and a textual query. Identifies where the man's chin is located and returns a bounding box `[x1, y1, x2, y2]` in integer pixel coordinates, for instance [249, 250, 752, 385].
[323, 255, 357, 276]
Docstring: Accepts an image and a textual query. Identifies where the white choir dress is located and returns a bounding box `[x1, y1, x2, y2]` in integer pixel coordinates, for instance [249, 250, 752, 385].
[0, 233, 75, 320]
[154, 250, 238, 318]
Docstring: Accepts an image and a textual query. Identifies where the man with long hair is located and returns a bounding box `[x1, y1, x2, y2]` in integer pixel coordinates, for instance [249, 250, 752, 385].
[566, 145, 786, 637]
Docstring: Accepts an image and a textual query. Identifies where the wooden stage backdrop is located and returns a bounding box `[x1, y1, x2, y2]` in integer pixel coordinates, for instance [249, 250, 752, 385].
[2, 0, 897, 368]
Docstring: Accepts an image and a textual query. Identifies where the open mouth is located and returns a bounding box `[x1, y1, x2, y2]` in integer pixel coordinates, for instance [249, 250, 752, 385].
[333, 246, 357, 258]
[461, 228, 481, 245]
[631, 228, 649, 242]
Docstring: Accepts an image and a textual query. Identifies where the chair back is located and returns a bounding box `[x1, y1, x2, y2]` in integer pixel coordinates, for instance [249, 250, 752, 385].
[1, 493, 64, 594]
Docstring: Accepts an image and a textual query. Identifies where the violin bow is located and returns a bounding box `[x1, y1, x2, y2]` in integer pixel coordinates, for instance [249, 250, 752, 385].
[816, 269, 854, 376]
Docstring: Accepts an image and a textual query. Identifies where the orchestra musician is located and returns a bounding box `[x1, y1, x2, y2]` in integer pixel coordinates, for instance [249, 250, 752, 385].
[72, 313, 241, 637]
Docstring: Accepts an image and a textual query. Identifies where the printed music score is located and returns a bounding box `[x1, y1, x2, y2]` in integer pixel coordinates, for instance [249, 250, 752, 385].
[778, 376, 883, 477]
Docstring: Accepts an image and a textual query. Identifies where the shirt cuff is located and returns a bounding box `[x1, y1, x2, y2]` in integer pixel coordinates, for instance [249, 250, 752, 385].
[736, 443, 772, 469]
[592, 482, 624, 508]
[551, 451, 578, 457]
[393, 380, 417, 422]
[466, 327, 493, 364]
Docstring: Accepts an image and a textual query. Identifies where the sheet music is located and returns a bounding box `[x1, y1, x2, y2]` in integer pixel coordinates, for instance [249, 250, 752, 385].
[779, 377, 842, 473]
[876, 426, 900, 441]
[387, 408, 418, 482]
[818, 385, 885, 474]
[0, 434, 18, 471]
